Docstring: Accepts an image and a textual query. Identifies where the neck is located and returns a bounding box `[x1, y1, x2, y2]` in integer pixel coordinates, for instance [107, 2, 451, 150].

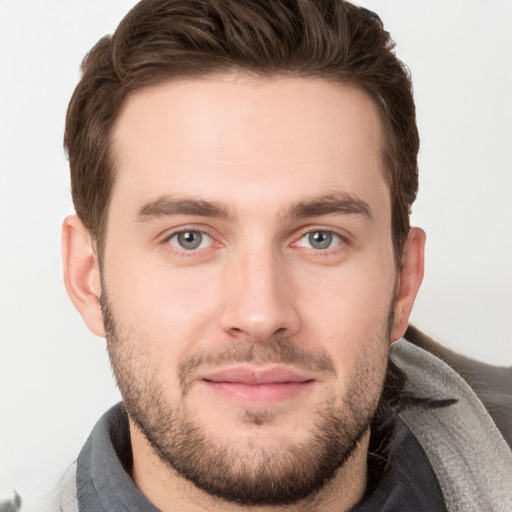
[130, 423, 370, 512]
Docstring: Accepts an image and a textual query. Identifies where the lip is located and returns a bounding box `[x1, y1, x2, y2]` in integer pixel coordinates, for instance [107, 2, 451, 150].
[196, 365, 315, 407]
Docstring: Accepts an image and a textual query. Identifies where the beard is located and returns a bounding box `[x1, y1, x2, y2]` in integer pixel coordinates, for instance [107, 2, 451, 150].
[102, 292, 391, 506]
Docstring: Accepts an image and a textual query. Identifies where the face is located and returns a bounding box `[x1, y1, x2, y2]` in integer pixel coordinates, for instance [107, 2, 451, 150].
[74, 75, 418, 506]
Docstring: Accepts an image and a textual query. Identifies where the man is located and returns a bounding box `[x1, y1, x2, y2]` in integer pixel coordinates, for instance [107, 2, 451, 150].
[50, 0, 511, 510]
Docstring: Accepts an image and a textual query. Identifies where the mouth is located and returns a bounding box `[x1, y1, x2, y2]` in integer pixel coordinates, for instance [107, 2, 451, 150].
[196, 366, 315, 407]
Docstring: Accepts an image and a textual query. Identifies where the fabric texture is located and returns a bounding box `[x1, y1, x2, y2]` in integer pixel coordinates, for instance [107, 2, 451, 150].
[348, 407, 447, 511]
[392, 335, 512, 512]
[41, 330, 512, 511]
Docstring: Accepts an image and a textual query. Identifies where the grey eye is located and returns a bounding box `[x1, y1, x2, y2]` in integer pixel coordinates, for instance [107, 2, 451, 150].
[168, 231, 212, 250]
[299, 231, 342, 250]
[309, 231, 332, 249]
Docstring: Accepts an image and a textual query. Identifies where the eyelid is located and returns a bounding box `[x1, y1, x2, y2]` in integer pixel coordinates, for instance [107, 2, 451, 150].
[291, 227, 348, 250]
[167, 230, 213, 250]
[157, 224, 349, 255]
[160, 225, 222, 256]
[159, 224, 216, 242]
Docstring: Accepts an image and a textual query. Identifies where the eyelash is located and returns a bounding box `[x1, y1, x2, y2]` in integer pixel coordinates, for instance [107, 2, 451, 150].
[162, 228, 218, 256]
[160, 227, 348, 257]
[292, 228, 347, 252]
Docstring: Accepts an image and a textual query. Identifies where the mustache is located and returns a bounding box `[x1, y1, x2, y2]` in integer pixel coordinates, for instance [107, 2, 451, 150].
[178, 338, 337, 393]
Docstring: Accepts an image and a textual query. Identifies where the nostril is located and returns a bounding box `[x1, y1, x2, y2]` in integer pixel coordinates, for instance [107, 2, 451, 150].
[228, 327, 246, 338]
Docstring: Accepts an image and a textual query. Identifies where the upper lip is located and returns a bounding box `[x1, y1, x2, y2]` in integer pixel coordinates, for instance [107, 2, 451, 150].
[197, 365, 315, 385]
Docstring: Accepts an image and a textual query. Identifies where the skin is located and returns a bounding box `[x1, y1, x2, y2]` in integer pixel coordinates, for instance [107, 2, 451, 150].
[62, 75, 425, 511]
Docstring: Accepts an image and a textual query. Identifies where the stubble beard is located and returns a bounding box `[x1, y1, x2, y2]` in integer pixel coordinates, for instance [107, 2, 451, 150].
[102, 294, 391, 506]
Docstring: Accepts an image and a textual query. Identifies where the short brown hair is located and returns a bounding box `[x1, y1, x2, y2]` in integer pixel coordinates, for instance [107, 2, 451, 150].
[65, 0, 419, 265]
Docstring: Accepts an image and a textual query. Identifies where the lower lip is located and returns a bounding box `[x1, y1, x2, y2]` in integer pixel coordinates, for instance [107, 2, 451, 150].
[201, 380, 314, 407]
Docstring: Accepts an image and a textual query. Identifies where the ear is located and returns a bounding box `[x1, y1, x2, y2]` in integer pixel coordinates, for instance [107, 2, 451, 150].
[62, 215, 106, 337]
[390, 227, 426, 342]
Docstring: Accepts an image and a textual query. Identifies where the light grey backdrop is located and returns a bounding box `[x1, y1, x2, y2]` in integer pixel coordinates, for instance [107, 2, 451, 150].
[1, 0, 511, 506]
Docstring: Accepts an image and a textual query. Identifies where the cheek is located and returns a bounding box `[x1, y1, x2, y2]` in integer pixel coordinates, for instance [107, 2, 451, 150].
[104, 253, 223, 350]
[294, 256, 395, 360]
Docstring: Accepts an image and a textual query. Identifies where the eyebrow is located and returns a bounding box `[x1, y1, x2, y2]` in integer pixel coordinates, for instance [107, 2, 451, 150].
[136, 192, 373, 223]
[284, 192, 374, 221]
[137, 196, 235, 222]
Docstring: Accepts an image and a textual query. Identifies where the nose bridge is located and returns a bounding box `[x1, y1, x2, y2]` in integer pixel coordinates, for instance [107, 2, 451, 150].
[220, 238, 300, 340]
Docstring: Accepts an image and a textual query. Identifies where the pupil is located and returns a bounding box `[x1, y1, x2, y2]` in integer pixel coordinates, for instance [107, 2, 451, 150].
[310, 231, 331, 249]
[179, 231, 202, 249]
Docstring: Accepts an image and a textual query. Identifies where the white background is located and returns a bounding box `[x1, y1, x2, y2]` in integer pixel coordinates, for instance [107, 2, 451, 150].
[1, 0, 511, 506]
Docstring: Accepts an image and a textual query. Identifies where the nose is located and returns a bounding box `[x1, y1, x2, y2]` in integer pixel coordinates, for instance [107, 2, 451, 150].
[219, 246, 301, 342]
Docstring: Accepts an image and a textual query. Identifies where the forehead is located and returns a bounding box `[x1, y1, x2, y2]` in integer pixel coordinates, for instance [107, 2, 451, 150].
[110, 74, 388, 219]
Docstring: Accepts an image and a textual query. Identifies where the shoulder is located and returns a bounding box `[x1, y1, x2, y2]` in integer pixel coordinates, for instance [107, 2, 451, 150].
[404, 325, 512, 447]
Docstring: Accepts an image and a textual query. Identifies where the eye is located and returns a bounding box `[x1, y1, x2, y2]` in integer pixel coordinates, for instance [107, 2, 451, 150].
[298, 230, 343, 250]
[167, 230, 213, 251]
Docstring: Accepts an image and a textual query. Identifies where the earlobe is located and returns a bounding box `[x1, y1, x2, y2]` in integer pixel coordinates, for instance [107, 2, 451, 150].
[390, 227, 426, 342]
[62, 215, 106, 337]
